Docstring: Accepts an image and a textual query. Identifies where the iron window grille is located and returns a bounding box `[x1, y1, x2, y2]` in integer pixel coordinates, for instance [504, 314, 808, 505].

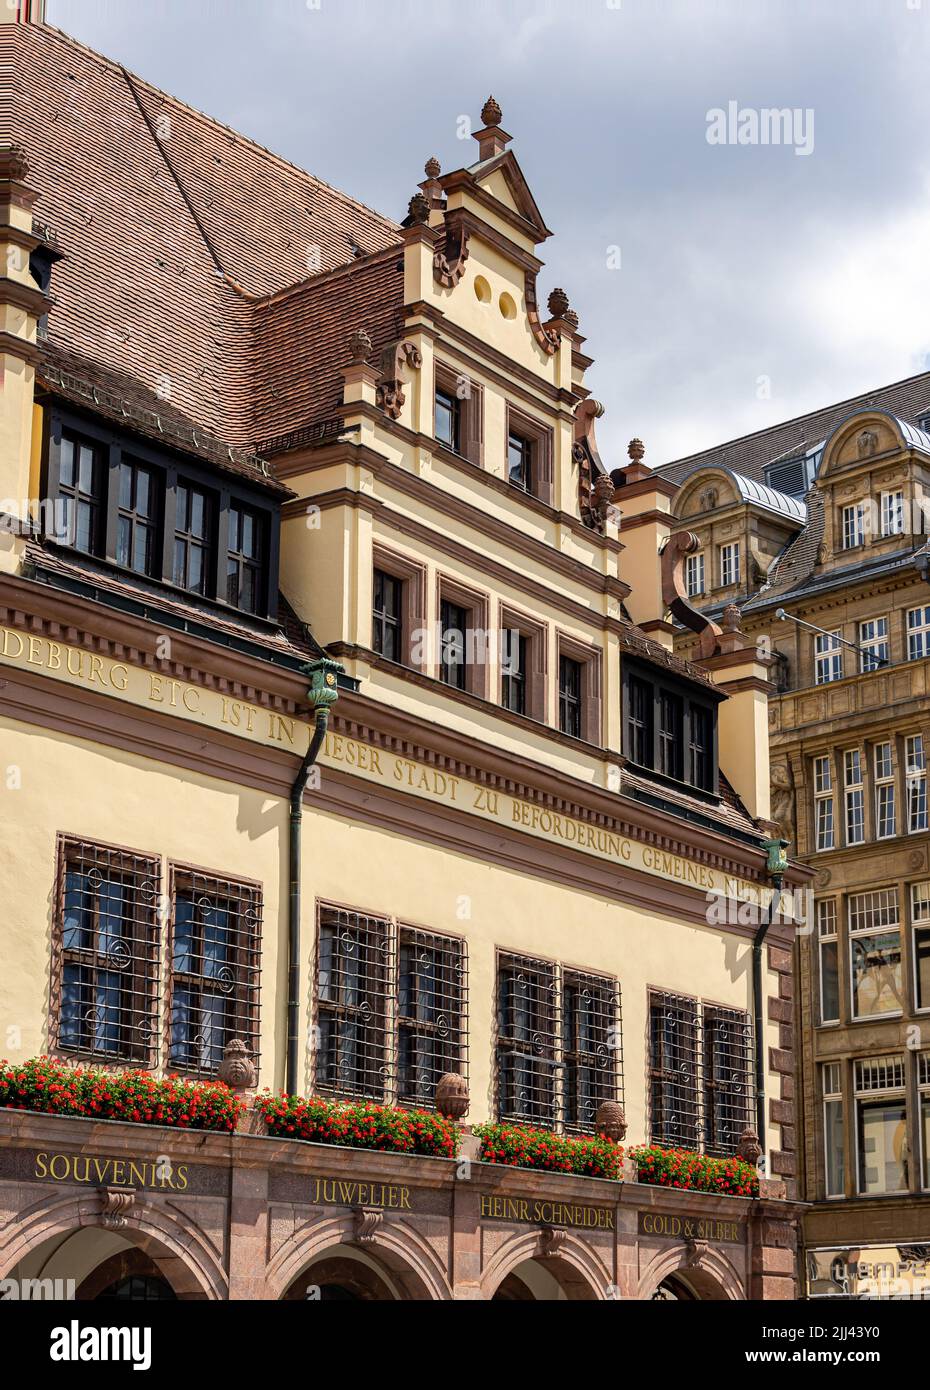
[558, 654, 582, 738]
[372, 569, 404, 663]
[53, 837, 161, 1066]
[168, 868, 262, 1078]
[496, 953, 622, 1134]
[648, 990, 752, 1157]
[397, 928, 468, 1108]
[315, 907, 394, 1101]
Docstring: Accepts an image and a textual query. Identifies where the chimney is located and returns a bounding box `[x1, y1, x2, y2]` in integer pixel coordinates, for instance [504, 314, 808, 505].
[2, 0, 47, 21]
[472, 96, 512, 162]
[611, 439, 678, 647]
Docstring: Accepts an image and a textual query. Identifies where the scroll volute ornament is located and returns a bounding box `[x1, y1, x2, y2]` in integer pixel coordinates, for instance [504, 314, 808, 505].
[433, 212, 470, 289]
[661, 531, 722, 661]
[376, 340, 423, 420]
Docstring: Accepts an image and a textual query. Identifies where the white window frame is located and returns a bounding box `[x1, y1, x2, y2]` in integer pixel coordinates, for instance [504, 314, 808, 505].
[685, 551, 705, 598]
[842, 502, 865, 549]
[858, 616, 889, 673]
[814, 755, 835, 852]
[874, 740, 896, 840]
[853, 1055, 907, 1197]
[719, 542, 740, 588]
[880, 490, 904, 537]
[817, 898, 839, 1025]
[912, 882, 930, 1016]
[822, 1061, 844, 1198]
[815, 630, 843, 685]
[848, 889, 902, 1021]
[906, 734, 928, 833]
[920, 1051, 930, 1191]
[844, 748, 865, 846]
[907, 606, 930, 661]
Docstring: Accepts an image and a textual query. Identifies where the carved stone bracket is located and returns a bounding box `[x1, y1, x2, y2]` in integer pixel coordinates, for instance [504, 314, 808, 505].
[524, 270, 559, 355]
[682, 1235, 709, 1270]
[574, 400, 615, 532]
[661, 531, 723, 660]
[376, 341, 423, 420]
[100, 1187, 135, 1230]
[538, 1225, 568, 1258]
[433, 214, 470, 289]
[354, 1207, 383, 1245]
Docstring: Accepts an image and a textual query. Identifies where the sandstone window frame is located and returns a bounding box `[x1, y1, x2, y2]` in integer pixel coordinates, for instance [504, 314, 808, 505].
[858, 615, 889, 673]
[814, 629, 843, 685]
[873, 740, 896, 840]
[505, 403, 553, 506]
[905, 733, 928, 833]
[434, 359, 484, 467]
[718, 540, 740, 588]
[841, 500, 866, 550]
[556, 632, 602, 745]
[843, 747, 865, 846]
[880, 489, 905, 537]
[371, 544, 427, 671]
[685, 549, 705, 598]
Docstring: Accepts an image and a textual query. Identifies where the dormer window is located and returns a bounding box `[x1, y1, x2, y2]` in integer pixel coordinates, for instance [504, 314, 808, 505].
[116, 458, 160, 578]
[226, 504, 265, 615]
[880, 490, 904, 537]
[173, 484, 214, 596]
[623, 660, 718, 794]
[58, 431, 103, 556]
[842, 502, 865, 549]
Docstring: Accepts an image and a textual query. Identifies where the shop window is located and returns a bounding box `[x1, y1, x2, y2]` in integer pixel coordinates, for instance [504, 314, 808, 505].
[854, 1056, 907, 1195]
[53, 837, 161, 1066]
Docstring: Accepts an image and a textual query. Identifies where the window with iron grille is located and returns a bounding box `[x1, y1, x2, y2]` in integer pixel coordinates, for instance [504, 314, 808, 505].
[54, 837, 161, 1065]
[168, 868, 262, 1078]
[315, 907, 394, 1101]
[496, 954, 622, 1134]
[397, 928, 467, 1108]
[648, 990, 752, 1156]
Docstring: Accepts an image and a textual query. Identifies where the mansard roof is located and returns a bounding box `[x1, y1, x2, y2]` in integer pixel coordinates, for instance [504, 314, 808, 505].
[677, 463, 806, 525]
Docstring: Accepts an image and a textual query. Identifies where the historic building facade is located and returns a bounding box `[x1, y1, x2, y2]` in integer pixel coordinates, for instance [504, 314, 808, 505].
[0, 13, 804, 1300]
[662, 371, 930, 1298]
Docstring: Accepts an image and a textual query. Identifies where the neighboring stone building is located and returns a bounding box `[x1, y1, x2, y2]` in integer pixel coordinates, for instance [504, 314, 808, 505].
[0, 13, 805, 1300]
[661, 370, 930, 1299]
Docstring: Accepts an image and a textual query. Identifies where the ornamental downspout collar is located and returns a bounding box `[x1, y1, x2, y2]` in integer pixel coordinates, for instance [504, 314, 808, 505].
[304, 655, 342, 715]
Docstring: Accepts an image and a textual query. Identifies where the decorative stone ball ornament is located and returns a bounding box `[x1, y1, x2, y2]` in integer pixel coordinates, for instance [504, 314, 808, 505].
[435, 1072, 470, 1122]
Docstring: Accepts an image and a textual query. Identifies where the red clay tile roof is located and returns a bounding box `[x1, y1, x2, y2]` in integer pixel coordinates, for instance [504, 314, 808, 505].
[2, 20, 402, 453]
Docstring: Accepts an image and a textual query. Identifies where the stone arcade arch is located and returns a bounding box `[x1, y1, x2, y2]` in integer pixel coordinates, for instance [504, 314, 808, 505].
[481, 1228, 610, 1301]
[637, 1242, 744, 1301]
[265, 1212, 453, 1301]
[0, 1190, 225, 1300]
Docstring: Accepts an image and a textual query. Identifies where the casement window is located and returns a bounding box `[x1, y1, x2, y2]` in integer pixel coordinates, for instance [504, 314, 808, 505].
[558, 654, 582, 738]
[817, 898, 840, 1024]
[718, 542, 740, 588]
[858, 616, 889, 673]
[439, 597, 469, 690]
[906, 734, 928, 832]
[911, 882, 930, 1012]
[880, 490, 905, 537]
[849, 889, 902, 1019]
[46, 411, 279, 618]
[314, 907, 467, 1109]
[822, 1062, 845, 1198]
[495, 952, 623, 1134]
[920, 1053, 930, 1190]
[813, 755, 835, 851]
[225, 504, 265, 615]
[623, 660, 719, 794]
[397, 928, 467, 1109]
[315, 907, 393, 1102]
[434, 363, 482, 465]
[505, 405, 553, 505]
[648, 990, 752, 1158]
[501, 631, 528, 714]
[685, 551, 705, 598]
[373, 569, 405, 663]
[54, 837, 161, 1065]
[499, 609, 546, 721]
[842, 502, 865, 549]
[168, 868, 262, 1078]
[907, 606, 930, 660]
[874, 741, 896, 839]
[854, 1056, 907, 1196]
[172, 483, 214, 597]
[815, 630, 843, 684]
[556, 638, 602, 744]
[843, 748, 865, 846]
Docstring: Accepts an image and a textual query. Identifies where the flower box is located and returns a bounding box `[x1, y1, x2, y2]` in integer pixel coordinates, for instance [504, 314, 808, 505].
[628, 1144, 759, 1198]
[473, 1122, 623, 1180]
[255, 1092, 458, 1158]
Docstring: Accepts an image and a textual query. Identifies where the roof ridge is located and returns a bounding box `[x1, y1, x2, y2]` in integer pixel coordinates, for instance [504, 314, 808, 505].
[33, 21, 400, 238]
[661, 365, 930, 472]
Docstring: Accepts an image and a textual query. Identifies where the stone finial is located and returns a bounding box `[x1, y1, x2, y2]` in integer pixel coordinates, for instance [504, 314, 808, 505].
[346, 328, 373, 365]
[481, 96, 503, 127]
[217, 1039, 257, 1092]
[628, 438, 645, 463]
[435, 1072, 470, 1122]
[407, 191, 430, 225]
[563, 307, 579, 330]
[547, 287, 571, 320]
[424, 156, 441, 179]
[0, 145, 30, 183]
[737, 1127, 763, 1166]
[594, 1100, 627, 1143]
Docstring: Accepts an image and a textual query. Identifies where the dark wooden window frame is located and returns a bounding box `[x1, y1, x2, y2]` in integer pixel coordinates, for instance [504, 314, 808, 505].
[622, 657, 721, 797]
[43, 405, 281, 621]
[505, 404, 554, 506]
[166, 863, 263, 1081]
[370, 544, 427, 671]
[435, 573, 490, 698]
[499, 602, 548, 723]
[434, 360, 483, 467]
[556, 632, 602, 744]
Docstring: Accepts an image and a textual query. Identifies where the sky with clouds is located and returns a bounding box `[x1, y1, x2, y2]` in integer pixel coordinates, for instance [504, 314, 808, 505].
[49, 0, 930, 469]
